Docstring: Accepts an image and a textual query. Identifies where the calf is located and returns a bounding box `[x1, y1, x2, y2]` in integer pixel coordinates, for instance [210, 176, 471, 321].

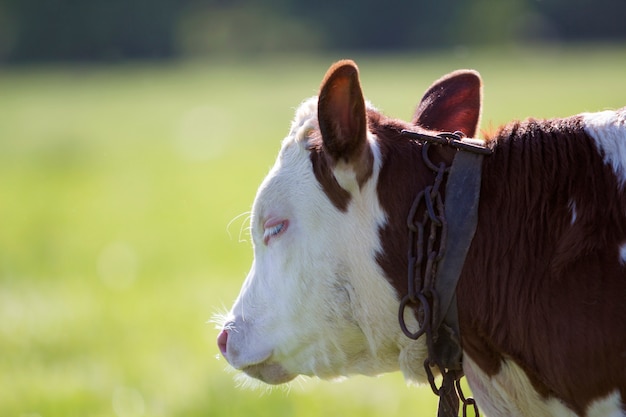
[217, 60, 626, 417]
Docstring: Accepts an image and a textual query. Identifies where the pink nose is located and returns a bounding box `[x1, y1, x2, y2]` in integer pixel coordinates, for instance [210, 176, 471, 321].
[217, 329, 228, 357]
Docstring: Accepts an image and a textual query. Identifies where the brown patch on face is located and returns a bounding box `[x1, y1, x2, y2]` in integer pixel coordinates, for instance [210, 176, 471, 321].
[307, 135, 352, 212]
[353, 143, 374, 190]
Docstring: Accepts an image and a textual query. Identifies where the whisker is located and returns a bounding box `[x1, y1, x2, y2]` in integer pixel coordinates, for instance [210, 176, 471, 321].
[209, 306, 231, 330]
[234, 373, 298, 395]
[238, 215, 253, 243]
[226, 211, 252, 242]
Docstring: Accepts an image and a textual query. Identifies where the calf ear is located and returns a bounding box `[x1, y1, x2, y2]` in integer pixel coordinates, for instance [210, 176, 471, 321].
[317, 60, 372, 190]
[412, 70, 482, 138]
[318, 60, 367, 163]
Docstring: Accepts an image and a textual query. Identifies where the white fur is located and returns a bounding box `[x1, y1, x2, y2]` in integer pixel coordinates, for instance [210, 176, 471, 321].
[583, 108, 626, 187]
[464, 356, 624, 417]
[619, 242, 626, 265]
[568, 199, 578, 225]
[587, 392, 625, 417]
[220, 97, 427, 384]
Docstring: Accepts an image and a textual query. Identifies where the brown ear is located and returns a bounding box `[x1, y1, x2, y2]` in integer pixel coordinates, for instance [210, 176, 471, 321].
[412, 70, 482, 138]
[318, 60, 368, 164]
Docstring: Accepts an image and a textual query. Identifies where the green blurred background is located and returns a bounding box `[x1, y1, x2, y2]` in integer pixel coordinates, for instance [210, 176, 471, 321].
[1, 1, 625, 416]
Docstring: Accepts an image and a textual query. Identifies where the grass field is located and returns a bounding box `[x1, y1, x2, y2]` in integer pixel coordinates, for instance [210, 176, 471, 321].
[1, 45, 626, 417]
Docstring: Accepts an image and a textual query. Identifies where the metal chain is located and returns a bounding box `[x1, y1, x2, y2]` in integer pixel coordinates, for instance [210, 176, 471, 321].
[398, 141, 447, 341]
[397, 135, 480, 417]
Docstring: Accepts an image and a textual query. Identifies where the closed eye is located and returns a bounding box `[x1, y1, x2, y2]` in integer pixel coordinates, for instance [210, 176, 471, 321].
[263, 219, 288, 245]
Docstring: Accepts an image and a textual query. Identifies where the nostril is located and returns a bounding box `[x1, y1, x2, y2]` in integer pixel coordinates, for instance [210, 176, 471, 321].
[217, 329, 228, 356]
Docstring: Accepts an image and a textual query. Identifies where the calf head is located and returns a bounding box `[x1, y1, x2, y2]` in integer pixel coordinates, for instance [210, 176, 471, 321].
[217, 60, 481, 385]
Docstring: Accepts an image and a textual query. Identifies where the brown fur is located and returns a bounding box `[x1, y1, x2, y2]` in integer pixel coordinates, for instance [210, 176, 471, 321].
[458, 116, 626, 413]
[374, 114, 626, 414]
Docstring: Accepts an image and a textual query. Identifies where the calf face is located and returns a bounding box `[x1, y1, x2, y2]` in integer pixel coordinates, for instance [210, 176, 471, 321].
[217, 60, 481, 385]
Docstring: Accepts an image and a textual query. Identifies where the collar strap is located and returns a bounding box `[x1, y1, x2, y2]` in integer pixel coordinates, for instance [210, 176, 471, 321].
[434, 143, 486, 369]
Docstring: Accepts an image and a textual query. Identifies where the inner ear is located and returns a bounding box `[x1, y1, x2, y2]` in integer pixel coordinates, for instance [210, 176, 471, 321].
[318, 60, 368, 164]
[412, 70, 482, 138]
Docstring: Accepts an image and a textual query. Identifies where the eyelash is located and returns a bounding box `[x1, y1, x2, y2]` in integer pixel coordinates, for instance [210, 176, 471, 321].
[263, 220, 288, 245]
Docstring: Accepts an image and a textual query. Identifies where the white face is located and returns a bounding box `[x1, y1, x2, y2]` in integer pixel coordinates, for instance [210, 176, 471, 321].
[217, 99, 425, 385]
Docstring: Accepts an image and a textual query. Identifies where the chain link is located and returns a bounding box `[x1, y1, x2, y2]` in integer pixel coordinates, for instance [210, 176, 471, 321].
[456, 379, 480, 417]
